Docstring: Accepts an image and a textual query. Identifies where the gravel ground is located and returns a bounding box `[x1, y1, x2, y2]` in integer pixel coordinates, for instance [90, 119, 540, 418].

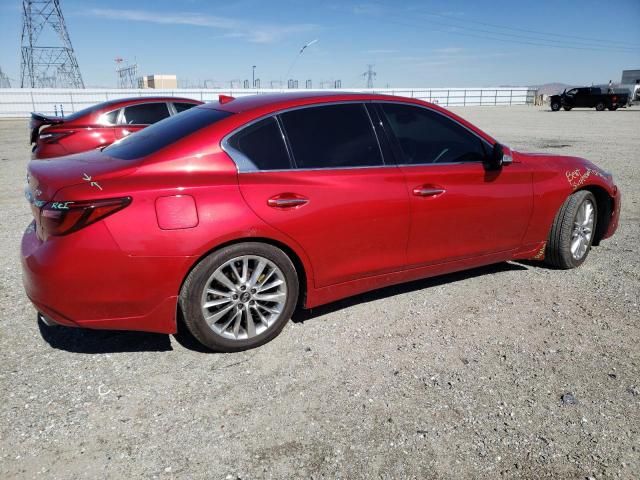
[1, 105, 638, 479]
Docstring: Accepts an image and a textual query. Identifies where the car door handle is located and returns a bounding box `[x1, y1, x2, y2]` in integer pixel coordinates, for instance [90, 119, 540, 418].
[412, 185, 446, 197]
[267, 194, 309, 208]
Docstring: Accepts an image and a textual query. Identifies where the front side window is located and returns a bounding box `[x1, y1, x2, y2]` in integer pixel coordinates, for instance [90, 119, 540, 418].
[226, 117, 291, 171]
[566, 89, 578, 95]
[379, 103, 487, 165]
[280, 103, 383, 169]
[122, 102, 171, 125]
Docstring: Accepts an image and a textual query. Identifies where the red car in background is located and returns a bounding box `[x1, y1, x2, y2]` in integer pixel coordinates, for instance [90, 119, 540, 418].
[21, 92, 621, 352]
[30, 96, 202, 159]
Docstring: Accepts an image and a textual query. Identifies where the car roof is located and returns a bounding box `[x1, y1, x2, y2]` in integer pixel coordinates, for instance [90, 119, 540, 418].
[205, 91, 408, 114]
[100, 96, 202, 109]
[195, 91, 497, 147]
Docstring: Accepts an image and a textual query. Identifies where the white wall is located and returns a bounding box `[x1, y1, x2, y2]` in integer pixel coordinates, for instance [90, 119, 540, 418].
[0, 87, 537, 118]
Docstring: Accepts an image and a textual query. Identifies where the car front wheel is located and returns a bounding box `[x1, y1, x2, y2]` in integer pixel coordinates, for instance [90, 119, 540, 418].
[180, 242, 299, 352]
[595, 102, 605, 111]
[545, 190, 597, 269]
[551, 101, 561, 111]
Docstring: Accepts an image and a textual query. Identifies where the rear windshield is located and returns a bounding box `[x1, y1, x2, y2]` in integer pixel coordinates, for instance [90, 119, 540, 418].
[104, 108, 232, 160]
[63, 103, 104, 121]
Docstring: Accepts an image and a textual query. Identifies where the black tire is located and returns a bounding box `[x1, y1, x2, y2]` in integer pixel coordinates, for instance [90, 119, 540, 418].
[551, 101, 561, 111]
[595, 102, 605, 111]
[545, 191, 598, 269]
[608, 106, 618, 111]
[179, 242, 299, 352]
[563, 106, 572, 111]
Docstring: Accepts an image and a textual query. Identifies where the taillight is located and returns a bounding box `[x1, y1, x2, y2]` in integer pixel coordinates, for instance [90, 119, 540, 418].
[38, 131, 74, 144]
[40, 197, 131, 236]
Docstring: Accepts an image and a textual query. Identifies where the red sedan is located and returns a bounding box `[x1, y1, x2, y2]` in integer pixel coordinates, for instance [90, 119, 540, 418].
[21, 92, 621, 352]
[30, 96, 202, 159]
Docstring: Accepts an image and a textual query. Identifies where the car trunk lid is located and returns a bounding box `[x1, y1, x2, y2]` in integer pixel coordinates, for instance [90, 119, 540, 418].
[26, 150, 138, 239]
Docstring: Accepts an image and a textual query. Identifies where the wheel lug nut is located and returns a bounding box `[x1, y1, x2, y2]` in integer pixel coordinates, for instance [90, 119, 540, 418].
[232, 294, 238, 300]
[251, 288, 256, 294]
[240, 286, 246, 291]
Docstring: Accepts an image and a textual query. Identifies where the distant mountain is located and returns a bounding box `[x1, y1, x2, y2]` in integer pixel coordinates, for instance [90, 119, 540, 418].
[529, 83, 573, 95]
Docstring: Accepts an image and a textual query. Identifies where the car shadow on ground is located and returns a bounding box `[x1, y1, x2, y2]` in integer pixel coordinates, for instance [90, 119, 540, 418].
[38, 318, 173, 354]
[292, 261, 528, 323]
[39, 261, 531, 354]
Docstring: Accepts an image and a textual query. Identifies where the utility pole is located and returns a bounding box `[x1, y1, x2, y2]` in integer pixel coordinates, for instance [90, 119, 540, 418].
[362, 64, 376, 89]
[20, 0, 84, 88]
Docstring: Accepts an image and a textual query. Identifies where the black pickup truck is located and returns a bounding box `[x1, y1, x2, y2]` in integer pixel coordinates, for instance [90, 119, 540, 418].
[550, 87, 629, 111]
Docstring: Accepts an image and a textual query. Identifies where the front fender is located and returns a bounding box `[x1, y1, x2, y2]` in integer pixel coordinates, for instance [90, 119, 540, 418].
[516, 153, 618, 245]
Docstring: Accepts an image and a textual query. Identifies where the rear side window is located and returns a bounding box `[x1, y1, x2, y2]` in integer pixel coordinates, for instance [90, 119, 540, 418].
[379, 103, 487, 165]
[226, 117, 291, 171]
[280, 104, 383, 169]
[98, 109, 119, 125]
[174, 102, 198, 113]
[122, 102, 170, 125]
[105, 107, 232, 160]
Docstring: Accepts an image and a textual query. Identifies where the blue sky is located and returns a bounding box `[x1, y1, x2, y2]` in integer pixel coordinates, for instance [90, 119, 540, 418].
[1, 0, 638, 88]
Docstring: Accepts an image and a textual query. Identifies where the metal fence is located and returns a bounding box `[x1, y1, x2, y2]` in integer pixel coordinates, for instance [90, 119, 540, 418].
[0, 87, 538, 118]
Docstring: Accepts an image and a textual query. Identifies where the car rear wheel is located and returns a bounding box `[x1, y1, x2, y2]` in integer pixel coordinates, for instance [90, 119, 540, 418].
[545, 191, 597, 269]
[180, 242, 299, 352]
[595, 102, 605, 111]
[551, 101, 561, 111]
[563, 106, 572, 111]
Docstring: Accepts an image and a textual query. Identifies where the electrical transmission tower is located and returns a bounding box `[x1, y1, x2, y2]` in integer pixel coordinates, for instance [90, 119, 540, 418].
[114, 58, 138, 89]
[0, 67, 11, 88]
[20, 0, 84, 88]
[362, 64, 376, 88]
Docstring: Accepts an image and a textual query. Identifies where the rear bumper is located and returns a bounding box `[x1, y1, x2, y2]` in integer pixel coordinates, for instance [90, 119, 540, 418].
[21, 221, 194, 334]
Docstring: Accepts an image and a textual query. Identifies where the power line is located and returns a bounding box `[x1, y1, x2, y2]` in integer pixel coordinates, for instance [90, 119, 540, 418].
[419, 11, 638, 48]
[369, 14, 637, 53]
[408, 13, 637, 51]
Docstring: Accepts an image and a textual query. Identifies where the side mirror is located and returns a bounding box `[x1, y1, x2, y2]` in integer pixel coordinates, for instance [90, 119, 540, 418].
[485, 143, 505, 170]
[484, 143, 513, 170]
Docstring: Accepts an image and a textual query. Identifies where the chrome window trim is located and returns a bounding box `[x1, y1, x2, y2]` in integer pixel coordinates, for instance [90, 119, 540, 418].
[224, 162, 484, 175]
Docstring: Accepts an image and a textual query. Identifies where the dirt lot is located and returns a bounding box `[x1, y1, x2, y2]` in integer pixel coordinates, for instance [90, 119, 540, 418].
[1, 106, 638, 479]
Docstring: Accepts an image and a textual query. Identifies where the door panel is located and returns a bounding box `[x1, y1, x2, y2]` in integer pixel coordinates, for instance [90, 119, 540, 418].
[238, 169, 410, 287]
[375, 101, 533, 266]
[401, 162, 533, 266]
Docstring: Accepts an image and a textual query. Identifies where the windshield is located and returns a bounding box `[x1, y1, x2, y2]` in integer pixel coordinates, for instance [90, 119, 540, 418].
[104, 107, 232, 160]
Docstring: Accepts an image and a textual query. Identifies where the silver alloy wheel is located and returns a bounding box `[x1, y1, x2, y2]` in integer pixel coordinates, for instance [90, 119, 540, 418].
[570, 198, 595, 260]
[200, 255, 287, 340]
